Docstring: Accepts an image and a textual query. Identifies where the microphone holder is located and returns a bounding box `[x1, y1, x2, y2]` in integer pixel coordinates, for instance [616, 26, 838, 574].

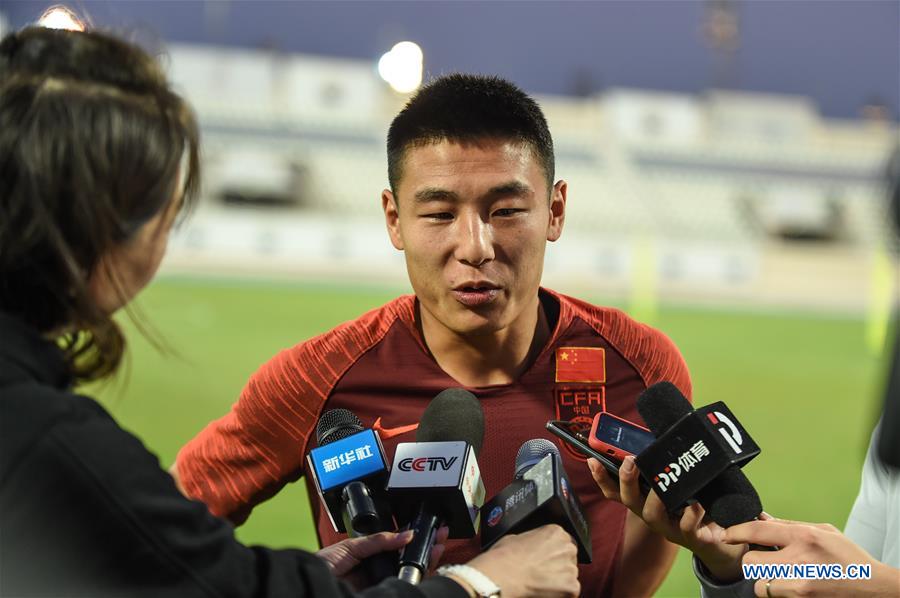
[397, 505, 440, 585]
[342, 481, 380, 533]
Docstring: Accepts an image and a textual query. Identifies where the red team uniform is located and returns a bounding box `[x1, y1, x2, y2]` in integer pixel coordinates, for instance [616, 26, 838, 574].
[176, 289, 691, 596]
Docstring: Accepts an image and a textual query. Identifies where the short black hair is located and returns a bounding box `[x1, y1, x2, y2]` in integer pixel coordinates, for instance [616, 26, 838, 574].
[387, 73, 555, 192]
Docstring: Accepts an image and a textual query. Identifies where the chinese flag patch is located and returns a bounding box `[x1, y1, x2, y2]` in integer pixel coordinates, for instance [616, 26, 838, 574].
[555, 347, 606, 383]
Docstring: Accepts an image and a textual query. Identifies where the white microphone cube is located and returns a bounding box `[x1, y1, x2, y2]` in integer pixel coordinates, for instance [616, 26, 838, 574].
[387, 441, 485, 538]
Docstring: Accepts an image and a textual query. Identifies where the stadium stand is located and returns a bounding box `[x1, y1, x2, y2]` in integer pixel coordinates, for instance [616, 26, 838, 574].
[160, 44, 897, 313]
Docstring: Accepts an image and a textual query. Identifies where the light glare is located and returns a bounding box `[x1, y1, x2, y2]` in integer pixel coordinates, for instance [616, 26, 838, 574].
[378, 41, 423, 94]
[37, 5, 85, 32]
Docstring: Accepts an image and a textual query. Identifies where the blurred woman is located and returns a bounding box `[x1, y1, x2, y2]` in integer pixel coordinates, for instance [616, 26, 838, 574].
[0, 26, 580, 598]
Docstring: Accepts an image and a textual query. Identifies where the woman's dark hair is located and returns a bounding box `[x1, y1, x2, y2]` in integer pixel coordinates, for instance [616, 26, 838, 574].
[0, 27, 200, 383]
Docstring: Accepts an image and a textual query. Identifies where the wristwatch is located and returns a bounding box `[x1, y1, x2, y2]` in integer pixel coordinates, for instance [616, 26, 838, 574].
[437, 564, 502, 598]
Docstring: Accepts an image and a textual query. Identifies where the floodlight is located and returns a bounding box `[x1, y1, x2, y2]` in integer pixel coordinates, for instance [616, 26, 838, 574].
[37, 5, 85, 32]
[377, 41, 423, 94]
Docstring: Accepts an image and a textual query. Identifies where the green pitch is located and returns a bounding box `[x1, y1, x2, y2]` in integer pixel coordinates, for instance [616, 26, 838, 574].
[90, 277, 886, 597]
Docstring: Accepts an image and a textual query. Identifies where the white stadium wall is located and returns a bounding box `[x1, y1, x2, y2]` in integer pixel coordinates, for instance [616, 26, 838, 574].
[159, 43, 897, 314]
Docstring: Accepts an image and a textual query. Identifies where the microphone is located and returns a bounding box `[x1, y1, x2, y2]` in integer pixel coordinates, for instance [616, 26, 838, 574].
[480, 439, 592, 563]
[307, 408, 397, 581]
[387, 389, 486, 584]
[635, 382, 763, 527]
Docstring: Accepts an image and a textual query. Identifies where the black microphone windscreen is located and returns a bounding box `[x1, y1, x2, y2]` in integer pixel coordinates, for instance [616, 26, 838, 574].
[416, 389, 484, 456]
[515, 438, 560, 479]
[316, 408, 364, 446]
[638, 383, 765, 526]
[637, 381, 692, 436]
[698, 467, 764, 527]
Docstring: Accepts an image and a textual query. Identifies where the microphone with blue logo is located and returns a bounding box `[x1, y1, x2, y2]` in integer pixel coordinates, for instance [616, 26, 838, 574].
[307, 408, 398, 581]
[387, 389, 486, 585]
[480, 439, 592, 564]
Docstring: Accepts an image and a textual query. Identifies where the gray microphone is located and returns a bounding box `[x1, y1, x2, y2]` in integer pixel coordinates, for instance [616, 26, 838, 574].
[480, 438, 592, 563]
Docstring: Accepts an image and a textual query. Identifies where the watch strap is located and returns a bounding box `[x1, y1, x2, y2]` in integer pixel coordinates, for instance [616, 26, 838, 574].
[437, 564, 502, 598]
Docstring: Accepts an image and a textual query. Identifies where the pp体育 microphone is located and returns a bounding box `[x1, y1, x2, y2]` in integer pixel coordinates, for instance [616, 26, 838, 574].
[636, 382, 763, 527]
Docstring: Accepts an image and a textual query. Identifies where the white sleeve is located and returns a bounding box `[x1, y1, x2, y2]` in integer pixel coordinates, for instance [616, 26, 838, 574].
[843, 424, 890, 561]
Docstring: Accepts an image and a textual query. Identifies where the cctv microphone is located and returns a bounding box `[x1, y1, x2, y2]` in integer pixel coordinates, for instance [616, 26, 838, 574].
[635, 382, 763, 527]
[481, 439, 592, 563]
[307, 408, 397, 581]
[387, 389, 486, 585]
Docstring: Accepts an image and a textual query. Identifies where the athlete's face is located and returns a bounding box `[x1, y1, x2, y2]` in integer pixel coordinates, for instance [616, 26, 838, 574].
[383, 138, 566, 337]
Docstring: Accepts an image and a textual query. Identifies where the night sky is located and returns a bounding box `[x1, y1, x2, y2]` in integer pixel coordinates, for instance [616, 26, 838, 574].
[4, 0, 898, 119]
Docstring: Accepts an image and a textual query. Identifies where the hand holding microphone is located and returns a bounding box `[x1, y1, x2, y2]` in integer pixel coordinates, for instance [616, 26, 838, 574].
[463, 524, 581, 598]
[722, 518, 900, 598]
[468, 439, 585, 597]
[589, 454, 748, 583]
[587, 382, 763, 582]
[316, 528, 449, 590]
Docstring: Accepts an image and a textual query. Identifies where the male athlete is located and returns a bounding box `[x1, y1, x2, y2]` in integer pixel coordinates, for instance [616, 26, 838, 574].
[174, 74, 692, 596]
